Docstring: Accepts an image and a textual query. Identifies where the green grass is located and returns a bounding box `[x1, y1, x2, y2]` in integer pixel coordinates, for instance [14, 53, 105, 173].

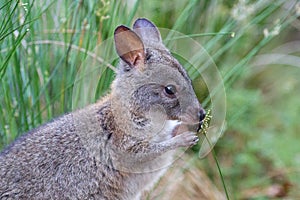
[1, 0, 300, 198]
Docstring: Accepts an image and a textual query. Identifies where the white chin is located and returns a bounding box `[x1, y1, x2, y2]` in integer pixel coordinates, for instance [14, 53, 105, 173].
[150, 120, 182, 142]
[164, 120, 182, 133]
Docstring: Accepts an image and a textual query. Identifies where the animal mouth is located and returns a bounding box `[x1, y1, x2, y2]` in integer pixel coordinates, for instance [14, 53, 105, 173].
[197, 120, 204, 132]
[179, 108, 206, 133]
[171, 120, 203, 136]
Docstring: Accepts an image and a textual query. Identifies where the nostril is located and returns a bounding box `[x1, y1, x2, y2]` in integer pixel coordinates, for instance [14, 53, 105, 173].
[198, 109, 206, 122]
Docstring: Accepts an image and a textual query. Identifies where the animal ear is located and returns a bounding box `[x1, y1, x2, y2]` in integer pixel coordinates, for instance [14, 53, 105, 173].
[114, 25, 145, 68]
[133, 18, 162, 43]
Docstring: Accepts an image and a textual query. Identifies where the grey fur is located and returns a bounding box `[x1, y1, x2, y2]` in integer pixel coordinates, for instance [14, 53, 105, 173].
[0, 18, 205, 200]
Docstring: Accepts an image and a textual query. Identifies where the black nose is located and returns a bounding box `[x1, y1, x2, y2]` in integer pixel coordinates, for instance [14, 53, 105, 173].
[197, 109, 206, 132]
[198, 109, 206, 122]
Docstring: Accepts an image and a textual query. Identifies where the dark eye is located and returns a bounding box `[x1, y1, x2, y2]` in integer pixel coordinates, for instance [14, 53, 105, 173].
[164, 85, 177, 96]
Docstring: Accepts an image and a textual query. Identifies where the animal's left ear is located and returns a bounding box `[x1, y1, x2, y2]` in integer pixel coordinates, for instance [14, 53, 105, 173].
[114, 25, 145, 68]
[133, 18, 162, 43]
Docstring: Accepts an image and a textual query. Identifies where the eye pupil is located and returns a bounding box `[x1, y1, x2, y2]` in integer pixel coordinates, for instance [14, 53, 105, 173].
[165, 85, 177, 95]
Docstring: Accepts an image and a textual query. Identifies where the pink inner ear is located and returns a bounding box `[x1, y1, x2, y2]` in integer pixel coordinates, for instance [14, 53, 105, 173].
[114, 26, 145, 68]
[133, 51, 145, 66]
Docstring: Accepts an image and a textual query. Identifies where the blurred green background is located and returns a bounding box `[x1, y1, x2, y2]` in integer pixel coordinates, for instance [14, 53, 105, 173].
[1, 0, 300, 199]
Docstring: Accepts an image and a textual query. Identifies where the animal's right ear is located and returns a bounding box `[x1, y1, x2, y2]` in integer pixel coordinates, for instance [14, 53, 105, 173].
[114, 25, 145, 69]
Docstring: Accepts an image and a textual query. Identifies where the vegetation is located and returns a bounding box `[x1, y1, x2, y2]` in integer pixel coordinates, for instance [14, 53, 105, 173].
[1, 0, 300, 199]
